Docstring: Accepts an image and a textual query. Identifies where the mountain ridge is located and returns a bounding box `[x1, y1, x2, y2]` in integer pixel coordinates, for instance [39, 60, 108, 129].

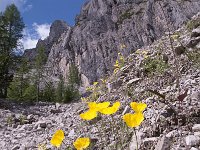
[23, 0, 200, 86]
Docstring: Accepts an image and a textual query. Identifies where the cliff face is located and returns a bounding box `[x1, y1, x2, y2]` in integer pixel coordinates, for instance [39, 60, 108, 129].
[24, 0, 200, 86]
[23, 20, 70, 64]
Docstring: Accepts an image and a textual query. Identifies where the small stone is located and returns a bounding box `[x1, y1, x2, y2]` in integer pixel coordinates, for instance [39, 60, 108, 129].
[191, 27, 200, 37]
[194, 132, 200, 136]
[68, 129, 75, 137]
[11, 145, 20, 150]
[190, 147, 199, 150]
[107, 83, 112, 93]
[91, 127, 98, 134]
[186, 37, 200, 48]
[166, 130, 179, 138]
[126, 78, 141, 86]
[155, 136, 170, 150]
[129, 131, 143, 150]
[34, 121, 47, 129]
[55, 103, 61, 109]
[191, 92, 200, 101]
[50, 109, 62, 114]
[0, 141, 6, 147]
[185, 135, 200, 146]
[143, 137, 158, 144]
[27, 114, 34, 120]
[192, 124, 200, 132]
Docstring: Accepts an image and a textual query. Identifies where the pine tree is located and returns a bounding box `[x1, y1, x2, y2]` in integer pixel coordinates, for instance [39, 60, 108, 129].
[7, 58, 30, 100]
[68, 64, 81, 86]
[0, 4, 25, 98]
[35, 46, 47, 101]
[42, 81, 56, 102]
[56, 75, 65, 102]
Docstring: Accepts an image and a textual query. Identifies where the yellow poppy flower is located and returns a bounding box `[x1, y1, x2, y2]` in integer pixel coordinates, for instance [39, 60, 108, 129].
[93, 82, 98, 86]
[80, 109, 97, 120]
[88, 102, 110, 111]
[96, 102, 110, 110]
[123, 113, 144, 128]
[130, 102, 147, 113]
[50, 130, 65, 148]
[73, 137, 90, 150]
[99, 101, 120, 115]
[88, 102, 97, 109]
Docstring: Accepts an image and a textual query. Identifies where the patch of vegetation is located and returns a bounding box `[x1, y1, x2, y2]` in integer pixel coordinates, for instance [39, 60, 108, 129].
[19, 115, 26, 125]
[41, 82, 56, 102]
[6, 116, 13, 127]
[186, 19, 200, 31]
[187, 49, 200, 69]
[63, 84, 80, 103]
[55, 64, 81, 103]
[22, 84, 37, 101]
[143, 55, 169, 76]
[117, 9, 134, 25]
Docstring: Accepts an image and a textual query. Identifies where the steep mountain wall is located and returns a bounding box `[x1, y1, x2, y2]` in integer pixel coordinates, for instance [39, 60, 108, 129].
[24, 0, 200, 86]
[23, 20, 70, 64]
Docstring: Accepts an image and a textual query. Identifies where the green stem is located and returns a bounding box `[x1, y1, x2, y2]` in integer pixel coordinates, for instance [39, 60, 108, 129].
[133, 128, 138, 150]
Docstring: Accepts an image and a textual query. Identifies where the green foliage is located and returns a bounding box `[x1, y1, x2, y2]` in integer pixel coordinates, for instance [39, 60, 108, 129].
[7, 77, 22, 100]
[7, 58, 30, 101]
[186, 19, 200, 31]
[19, 115, 26, 125]
[0, 4, 25, 98]
[56, 76, 65, 102]
[35, 46, 47, 101]
[41, 82, 56, 102]
[35, 46, 47, 69]
[117, 9, 134, 25]
[68, 64, 81, 85]
[22, 84, 37, 101]
[63, 84, 80, 103]
[143, 55, 169, 75]
[6, 115, 13, 126]
[61, 64, 80, 103]
[187, 50, 200, 69]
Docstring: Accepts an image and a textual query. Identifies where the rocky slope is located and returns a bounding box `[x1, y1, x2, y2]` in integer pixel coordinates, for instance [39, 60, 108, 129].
[24, 0, 200, 86]
[1, 12, 200, 150]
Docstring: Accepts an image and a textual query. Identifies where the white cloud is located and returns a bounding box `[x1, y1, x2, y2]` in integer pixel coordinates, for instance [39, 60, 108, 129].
[33, 23, 51, 40]
[21, 23, 51, 49]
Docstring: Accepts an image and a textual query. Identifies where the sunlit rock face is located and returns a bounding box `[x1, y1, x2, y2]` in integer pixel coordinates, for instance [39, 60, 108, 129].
[23, 20, 70, 65]
[24, 0, 200, 86]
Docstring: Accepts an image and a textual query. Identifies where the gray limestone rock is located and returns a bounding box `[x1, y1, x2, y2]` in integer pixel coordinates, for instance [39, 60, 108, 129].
[185, 135, 200, 146]
[23, 0, 200, 86]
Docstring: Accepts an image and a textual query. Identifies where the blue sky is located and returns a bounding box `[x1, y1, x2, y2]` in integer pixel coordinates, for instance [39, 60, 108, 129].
[0, 0, 87, 49]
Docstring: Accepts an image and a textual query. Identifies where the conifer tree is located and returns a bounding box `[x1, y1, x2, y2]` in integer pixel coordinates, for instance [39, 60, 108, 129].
[7, 58, 30, 100]
[0, 4, 25, 98]
[56, 75, 65, 102]
[35, 46, 47, 101]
